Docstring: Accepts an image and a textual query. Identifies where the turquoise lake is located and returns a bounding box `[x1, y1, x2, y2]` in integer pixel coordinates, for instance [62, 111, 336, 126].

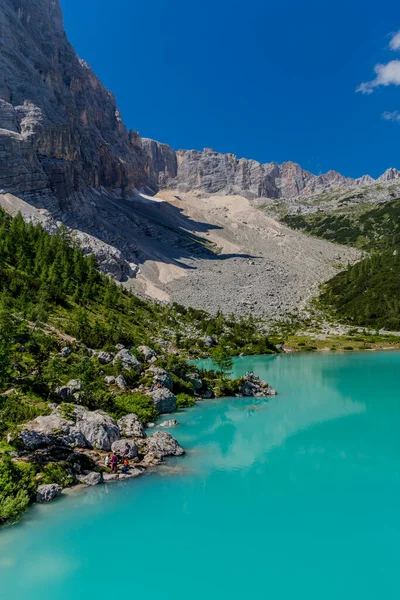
[1, 351, 400, 599]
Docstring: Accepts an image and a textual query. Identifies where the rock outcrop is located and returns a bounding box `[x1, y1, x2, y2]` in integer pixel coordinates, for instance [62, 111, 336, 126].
[77, 472, 102, 486]
[238, 373, 277, 397]
[137, 345, 157, 362]
[117, 414, 146, 439]
[144, 431, 184, 458]
[111, 439, 138, 459]
[36, 483, 62, 503]
[113, 349, 141, 371]
[0, 0, 153, 201]
[15, 405, 120, 451]
[150, 388, 177, 414]
[149, 367, 173, 391]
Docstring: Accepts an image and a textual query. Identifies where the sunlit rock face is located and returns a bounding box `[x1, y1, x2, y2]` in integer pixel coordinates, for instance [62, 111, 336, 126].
[0, 0, 154, 200]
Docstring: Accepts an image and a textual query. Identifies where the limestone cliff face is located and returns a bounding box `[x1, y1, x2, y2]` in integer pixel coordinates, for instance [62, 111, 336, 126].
[0, 0, 153, 200]
[142, 142, 400, 199]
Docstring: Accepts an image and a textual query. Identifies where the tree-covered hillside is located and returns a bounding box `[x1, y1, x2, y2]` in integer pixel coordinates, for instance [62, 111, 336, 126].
[283, 199, 400, 250]
[282, 200, 400, 330]
[0, 209, 277, 523]
[319, 250, 400, 330]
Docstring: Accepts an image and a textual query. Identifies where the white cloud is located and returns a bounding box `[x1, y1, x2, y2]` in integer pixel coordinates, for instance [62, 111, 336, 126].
[356, 60, 400, 94]
[382, 110, 400, 122]
[389, 30, 400, 50]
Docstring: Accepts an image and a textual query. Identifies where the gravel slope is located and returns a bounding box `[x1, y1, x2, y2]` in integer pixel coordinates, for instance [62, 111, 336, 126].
[136, 191, 361, 319]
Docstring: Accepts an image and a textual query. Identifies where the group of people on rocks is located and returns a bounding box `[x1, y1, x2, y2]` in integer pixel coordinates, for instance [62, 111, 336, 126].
[104, 443, 132, 474]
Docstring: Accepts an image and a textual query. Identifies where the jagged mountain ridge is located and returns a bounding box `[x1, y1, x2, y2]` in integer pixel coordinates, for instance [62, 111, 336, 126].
[142, 140, 400, 200]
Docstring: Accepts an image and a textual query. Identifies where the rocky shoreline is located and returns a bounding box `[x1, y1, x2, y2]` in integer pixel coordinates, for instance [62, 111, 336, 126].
[7, 362, 277, 507]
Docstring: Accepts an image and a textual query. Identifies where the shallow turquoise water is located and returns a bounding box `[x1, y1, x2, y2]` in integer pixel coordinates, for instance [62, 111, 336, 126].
[1, 351, 400, 599]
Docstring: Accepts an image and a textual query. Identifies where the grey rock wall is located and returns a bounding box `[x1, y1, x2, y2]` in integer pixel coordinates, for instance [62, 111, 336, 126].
[0, 0, 153, 200]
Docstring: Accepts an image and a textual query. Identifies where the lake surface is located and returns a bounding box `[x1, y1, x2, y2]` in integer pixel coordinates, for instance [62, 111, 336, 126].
[1, 351, 400, 599]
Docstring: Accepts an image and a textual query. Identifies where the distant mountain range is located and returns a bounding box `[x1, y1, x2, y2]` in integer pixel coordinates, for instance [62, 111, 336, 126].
[0, 0, 398, 209]
[142, 141, 400, 199]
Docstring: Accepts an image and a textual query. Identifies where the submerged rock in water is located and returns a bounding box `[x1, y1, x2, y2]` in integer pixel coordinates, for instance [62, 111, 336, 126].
[158, 419, 179, 428]
[36, 484, 62, 503]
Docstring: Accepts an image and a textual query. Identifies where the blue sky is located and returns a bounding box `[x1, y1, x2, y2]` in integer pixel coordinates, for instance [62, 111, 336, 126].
[60, 0, 400, 178]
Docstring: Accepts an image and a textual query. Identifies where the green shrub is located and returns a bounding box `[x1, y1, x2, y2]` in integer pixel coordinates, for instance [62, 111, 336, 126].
[40, 462, 75, 487]
[113, 393, 158, 424]
[343, 346, 354, 350]
[0, 455, 36, 524]
[0, 394, 50, 435]
[171, 374, 194, 396]
[176, 393, 196, 408]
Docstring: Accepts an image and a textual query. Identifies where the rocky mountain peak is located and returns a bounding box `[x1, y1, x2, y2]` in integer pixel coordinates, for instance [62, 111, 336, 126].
[0, 0, 154, 201]
[377, 168, 400, 182]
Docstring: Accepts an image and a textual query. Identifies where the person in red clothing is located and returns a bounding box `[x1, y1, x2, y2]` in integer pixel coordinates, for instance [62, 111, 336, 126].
[110, 452, 118, 473]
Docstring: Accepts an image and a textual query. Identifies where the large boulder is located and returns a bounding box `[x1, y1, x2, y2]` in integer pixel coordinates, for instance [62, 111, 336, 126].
[15, 411, 88, 449]
[36, 484, 62, 503]
[137, 345, 157, 362]
[105, 375, 116, 385]
[113, 349, 141, 371]
[150, 388, 177, 414]
[145, 432, 184, 458]
[117, 414, 146, 438]
[77, 471, 102, 486]
[111, 439, 138, 459]
[16, 405, 120, 452]
[149, 367, 173, 391]
[74, 406, 120, 451]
